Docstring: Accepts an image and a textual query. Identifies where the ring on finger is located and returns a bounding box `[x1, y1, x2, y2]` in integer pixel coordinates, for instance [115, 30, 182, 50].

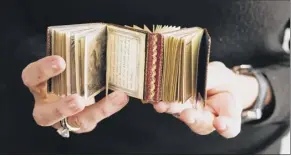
[57, 118, 80, 138]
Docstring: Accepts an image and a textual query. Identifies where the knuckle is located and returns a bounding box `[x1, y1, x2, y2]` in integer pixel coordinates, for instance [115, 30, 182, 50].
[67, 94, 82, 104]
[21, 63, 34, 87]
[72, 103, 85, 113]
[36, 64, 46, 82]
[100, 107, 111, 118]
[69, 115, 88, 130]
[53, 107, 64, 119]
[32, 109, 51, 127]
[66, 95, 85, 112]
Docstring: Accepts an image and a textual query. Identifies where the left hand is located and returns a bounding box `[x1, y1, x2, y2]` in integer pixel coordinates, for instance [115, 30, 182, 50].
[152, 61, 260, 139]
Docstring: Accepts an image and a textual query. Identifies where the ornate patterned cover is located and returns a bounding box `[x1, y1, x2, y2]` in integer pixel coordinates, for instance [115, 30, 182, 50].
[144, 33, 163, 103]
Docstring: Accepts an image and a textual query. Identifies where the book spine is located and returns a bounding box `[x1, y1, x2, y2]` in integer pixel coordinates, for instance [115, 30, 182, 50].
[46, 28, 52, 93]
[144, 34, 163, 103]
[46, 28, 52, 56]
[201, 29, 211, 103]
[155, 34, 163, 102]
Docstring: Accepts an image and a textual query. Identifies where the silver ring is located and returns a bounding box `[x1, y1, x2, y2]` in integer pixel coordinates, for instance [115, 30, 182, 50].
[57, 118, 80, 138]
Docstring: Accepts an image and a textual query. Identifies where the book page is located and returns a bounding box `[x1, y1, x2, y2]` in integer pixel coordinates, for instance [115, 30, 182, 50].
[162, 36, 182, 102]
[84, 26, 107, 99]
[64, 27, 95, 95]
[106, 25, 146, 99]
[61, 32, 66, 95]
[181, 40, 192, 102]
[79, 37, 85, 96]
[68, 28, 97, 94]
[74, 28, 101, 96]
[161, 27, 203, 102]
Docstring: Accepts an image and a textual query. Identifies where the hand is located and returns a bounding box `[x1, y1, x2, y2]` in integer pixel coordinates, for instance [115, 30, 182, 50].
[22, 56, 129, 134]
[153, 61, 260, 138]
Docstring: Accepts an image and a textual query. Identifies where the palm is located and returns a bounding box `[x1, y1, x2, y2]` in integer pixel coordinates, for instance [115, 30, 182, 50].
[152, 62, 244, 138]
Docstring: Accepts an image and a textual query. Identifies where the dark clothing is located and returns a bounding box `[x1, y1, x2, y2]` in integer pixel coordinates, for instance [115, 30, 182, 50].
[0, 0, 289, 154]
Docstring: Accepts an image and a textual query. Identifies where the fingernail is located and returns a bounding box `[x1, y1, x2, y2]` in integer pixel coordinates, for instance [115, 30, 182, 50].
[216, 121, 227, 131]
[51, 60, 59, 72]
[154, 102, 169, 113]
[51, 58, 65, 72]
[181, 109, 196, 124]
[187, 117, 196, 124]
[109, 91, 128, 106]
[52, 63, 58, 69]
[108, 91, 119, 99]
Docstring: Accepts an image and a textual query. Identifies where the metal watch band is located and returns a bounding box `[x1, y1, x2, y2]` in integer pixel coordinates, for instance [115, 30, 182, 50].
[233, 65, 269, 123]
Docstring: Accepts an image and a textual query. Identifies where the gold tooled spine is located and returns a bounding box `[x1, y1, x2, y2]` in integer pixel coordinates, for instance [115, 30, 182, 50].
[149, 35, 158, 100]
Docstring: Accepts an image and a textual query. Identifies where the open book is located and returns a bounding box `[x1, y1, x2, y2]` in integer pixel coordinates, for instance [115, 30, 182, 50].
[46, 23, 211, 104]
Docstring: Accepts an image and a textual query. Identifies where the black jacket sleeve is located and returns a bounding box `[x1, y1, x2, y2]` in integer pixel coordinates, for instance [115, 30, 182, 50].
[256, 54, 290, 126]
[250, 23, 290, 126]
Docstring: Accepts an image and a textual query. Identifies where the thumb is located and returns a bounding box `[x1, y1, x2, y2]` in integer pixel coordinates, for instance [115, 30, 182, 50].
[213, 116, 241, 139]
[207, 91, 242, 138]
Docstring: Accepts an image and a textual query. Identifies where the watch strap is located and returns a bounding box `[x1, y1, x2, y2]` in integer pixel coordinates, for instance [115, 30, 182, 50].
[233, 65, 270, 123]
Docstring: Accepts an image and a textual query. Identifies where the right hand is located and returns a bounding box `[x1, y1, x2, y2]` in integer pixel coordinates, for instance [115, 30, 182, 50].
[21, 55, 129, 134]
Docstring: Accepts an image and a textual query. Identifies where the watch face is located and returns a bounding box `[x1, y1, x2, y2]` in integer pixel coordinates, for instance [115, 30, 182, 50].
[242, 111, 257, 119]
[242, 109, 263, 123]
[232, 65, 253, 75]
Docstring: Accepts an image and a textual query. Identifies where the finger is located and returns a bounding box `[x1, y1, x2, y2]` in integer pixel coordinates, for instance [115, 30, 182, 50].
[153, 98, 194, 114]
[213, 116, 241, 139]
[22, 55, 66, 88]
[207, 91, 242, 119]
[207, 92, 242, 138]
[153, 101, 170, 113]
[62, 91, 129, 133]
[84, 97, 96, 106]
[33, 94, 86, 127]
[179, 108, 215, 135]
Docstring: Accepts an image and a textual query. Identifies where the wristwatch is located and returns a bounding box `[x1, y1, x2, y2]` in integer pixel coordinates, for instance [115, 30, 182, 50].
[232, 64, 270, 123]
